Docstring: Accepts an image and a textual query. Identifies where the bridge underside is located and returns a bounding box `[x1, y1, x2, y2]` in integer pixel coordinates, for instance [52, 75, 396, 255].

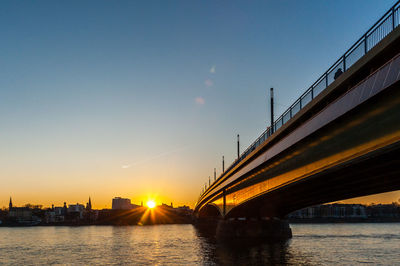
[228, 140, 400, 218]
[226, 81, 400, 218]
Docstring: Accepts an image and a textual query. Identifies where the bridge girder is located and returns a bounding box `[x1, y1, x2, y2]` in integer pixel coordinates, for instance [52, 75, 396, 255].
[196, 52, 400, 219]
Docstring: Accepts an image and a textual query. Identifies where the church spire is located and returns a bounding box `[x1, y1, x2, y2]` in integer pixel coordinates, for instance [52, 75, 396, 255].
[9, 197, 12, 210]
[87, 197, 92, 210]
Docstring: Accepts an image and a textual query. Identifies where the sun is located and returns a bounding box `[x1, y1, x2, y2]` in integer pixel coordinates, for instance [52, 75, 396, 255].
[147, 200, 156, 209]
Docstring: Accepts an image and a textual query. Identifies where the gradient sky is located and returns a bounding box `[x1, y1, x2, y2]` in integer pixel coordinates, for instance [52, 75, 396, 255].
[1, 0, 399, 209]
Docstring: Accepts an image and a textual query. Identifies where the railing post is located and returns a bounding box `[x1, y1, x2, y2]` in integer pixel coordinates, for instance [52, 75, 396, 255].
[311, 87, 314, 99]
[223, 189, 226, 216]
[364, 34, 368, 54]
[343, 54, 346, 72]
[325, 73, 328, 87]
[392, 7, 396, 30]
[270, 88, 274, 134]
[237, 134, 240, 159]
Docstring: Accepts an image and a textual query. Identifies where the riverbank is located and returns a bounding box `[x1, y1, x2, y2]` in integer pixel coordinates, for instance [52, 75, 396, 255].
[288, 217, 400, 223]
[0, 206, 193, 227]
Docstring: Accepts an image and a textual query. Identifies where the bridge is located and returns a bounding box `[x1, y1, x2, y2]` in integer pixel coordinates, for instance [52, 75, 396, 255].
[194, 1, 400, 238]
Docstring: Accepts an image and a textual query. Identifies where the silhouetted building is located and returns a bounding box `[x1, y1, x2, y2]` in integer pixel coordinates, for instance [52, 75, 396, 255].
[174, 205, 192, 216]
[161, 203, 173, 209]
[289, 204, 367, 219]
[45, 209, 56, 223]
[7, 199, 42, 225]
[112, 197, 138, 210]
[44, 205, 67, 223]
[0, 209, 7, 224]
[366, 203, 400, 218]
[68, 203, 85, 213]
[176, 205, 191, 212]
[68, 203, 85, 219]
[86, 197, 92, 211]
[54, 207, 66, 216]
[9, 207, 32, 220]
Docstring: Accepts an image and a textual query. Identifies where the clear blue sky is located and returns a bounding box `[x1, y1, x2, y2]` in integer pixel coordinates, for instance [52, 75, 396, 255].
[1, 0, 398, 208]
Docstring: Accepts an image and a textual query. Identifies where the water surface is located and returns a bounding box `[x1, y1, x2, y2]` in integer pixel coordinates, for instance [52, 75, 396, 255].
[0, 223, 399, 265]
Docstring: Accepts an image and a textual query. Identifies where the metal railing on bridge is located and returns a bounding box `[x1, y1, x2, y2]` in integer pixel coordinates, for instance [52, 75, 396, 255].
[200, 0, 400, 200]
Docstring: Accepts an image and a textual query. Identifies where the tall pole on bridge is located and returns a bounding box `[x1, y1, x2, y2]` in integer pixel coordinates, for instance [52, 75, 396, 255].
[214, 168, 216, 181]
[237, 134, 240, 159]
[208, 176, 211, 186]
[222, 156, 225, 172]
[270, 87, 274, 134]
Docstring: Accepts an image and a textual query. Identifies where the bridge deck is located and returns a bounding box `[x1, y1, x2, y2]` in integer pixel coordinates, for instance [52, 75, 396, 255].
[195, 16, 400, 216]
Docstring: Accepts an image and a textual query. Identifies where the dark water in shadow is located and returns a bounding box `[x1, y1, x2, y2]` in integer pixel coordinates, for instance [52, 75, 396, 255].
[0, 223, 399, 265]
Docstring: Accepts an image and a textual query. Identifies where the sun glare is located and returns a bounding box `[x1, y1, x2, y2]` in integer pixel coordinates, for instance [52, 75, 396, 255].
[147, 200, 156, 209]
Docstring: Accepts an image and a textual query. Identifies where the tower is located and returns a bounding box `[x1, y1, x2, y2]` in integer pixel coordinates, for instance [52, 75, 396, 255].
[9, 197, 12, 210]
[87, 197, 92, 210]
[63, 202, 67, 215]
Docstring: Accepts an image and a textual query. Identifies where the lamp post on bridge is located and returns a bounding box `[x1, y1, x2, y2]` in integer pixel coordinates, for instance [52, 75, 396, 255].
[270, 87, 274, 134]
[222, 156, 225, 172]
[237, 134, 240, 159]
[214, 168, 216, 181]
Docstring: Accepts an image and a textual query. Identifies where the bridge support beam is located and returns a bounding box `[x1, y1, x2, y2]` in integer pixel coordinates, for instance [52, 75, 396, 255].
[216, 218, 292, 240]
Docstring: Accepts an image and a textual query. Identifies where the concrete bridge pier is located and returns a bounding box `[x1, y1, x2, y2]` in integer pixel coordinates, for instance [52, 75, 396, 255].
[216, 217, 292, 240]
[194, 217, 220, 237]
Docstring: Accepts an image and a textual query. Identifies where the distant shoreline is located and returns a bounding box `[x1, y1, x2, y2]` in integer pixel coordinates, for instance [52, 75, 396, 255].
[0, 219, 194, 227]
[2, 219, 400, 227]
[288, 218, 400, 223]
[0, 222, 194, 228]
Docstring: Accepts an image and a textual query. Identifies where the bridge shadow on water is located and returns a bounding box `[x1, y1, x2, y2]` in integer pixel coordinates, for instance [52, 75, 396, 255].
[194, 225, 306, 265]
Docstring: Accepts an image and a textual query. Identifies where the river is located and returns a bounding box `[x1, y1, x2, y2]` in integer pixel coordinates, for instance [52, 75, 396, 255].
[0, 223, 399, 265]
